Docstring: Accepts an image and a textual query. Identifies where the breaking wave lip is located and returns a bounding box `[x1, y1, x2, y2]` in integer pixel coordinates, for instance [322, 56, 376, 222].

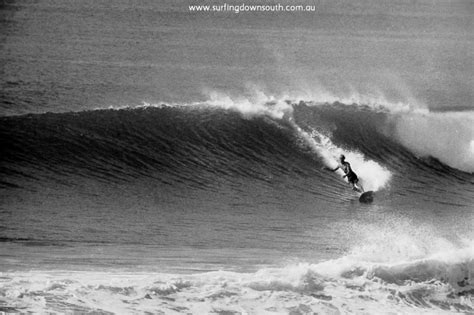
[198, 91, 394, 191]
[9, 98, 393, 191]
[198, 89, 473, 173]
[149, 89, 473, 175]
[1, 243, 472, 314]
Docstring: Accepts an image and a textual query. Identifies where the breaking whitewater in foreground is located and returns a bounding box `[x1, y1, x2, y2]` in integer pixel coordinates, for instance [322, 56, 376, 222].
[1, 243, 473, 314]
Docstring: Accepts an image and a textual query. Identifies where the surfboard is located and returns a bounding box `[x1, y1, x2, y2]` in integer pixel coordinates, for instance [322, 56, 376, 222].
[359, 191, 374, 203]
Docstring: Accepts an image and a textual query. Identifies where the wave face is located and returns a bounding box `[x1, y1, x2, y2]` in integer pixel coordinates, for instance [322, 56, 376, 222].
[1, 100, 473, 202]
[1, 105, 318, 189]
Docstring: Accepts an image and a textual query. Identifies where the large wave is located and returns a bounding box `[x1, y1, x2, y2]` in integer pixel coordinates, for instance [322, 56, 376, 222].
[1, 94, 472, 195]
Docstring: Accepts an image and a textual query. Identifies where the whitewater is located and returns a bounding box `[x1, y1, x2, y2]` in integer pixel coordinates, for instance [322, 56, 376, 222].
[2, 243, 473, 314]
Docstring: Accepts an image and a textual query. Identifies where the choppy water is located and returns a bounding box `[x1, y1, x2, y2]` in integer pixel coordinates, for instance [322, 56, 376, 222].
[1, 0, 473, 313]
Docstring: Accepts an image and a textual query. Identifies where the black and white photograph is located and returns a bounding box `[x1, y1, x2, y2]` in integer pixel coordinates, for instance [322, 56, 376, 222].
[1, 0, 473, 313]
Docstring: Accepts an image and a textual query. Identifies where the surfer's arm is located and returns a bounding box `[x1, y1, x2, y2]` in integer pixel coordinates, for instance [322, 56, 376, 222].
[331, 163, 342, 172]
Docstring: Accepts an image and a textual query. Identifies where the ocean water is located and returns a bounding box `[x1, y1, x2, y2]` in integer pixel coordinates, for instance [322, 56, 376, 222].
[1, 0, 474, 313]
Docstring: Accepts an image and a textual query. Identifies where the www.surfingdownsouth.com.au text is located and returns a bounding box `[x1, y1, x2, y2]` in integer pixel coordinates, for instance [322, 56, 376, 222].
[189, 3, 316, 13]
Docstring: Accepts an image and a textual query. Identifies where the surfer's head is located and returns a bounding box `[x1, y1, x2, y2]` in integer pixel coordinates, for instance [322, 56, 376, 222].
[339, 154, 345, 162]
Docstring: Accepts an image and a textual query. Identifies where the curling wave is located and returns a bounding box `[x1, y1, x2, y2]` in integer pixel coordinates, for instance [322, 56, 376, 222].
[1, 98, 473, 199]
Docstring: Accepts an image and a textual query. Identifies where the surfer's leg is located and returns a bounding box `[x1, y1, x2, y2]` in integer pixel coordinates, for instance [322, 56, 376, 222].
[356, 180, 364, 193]
[350, 174, 364, 193]
[350, 181, 359, 192]
[350, 179, 363, 193]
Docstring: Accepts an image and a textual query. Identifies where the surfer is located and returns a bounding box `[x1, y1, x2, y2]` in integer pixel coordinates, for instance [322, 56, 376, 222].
[331, 154, 364, 193]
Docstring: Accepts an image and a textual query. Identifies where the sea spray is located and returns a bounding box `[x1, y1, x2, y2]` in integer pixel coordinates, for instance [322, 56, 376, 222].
[393, 111, 474, 173]
[201, 90, 393, 191]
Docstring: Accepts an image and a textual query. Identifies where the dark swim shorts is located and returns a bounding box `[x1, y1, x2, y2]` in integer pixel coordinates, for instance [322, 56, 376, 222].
[347, 172, 358, 184]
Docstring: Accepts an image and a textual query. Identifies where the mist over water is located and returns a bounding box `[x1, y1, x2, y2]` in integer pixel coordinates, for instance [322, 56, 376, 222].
[393, 111, 474, 173]
[1, 0, 473, 313]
